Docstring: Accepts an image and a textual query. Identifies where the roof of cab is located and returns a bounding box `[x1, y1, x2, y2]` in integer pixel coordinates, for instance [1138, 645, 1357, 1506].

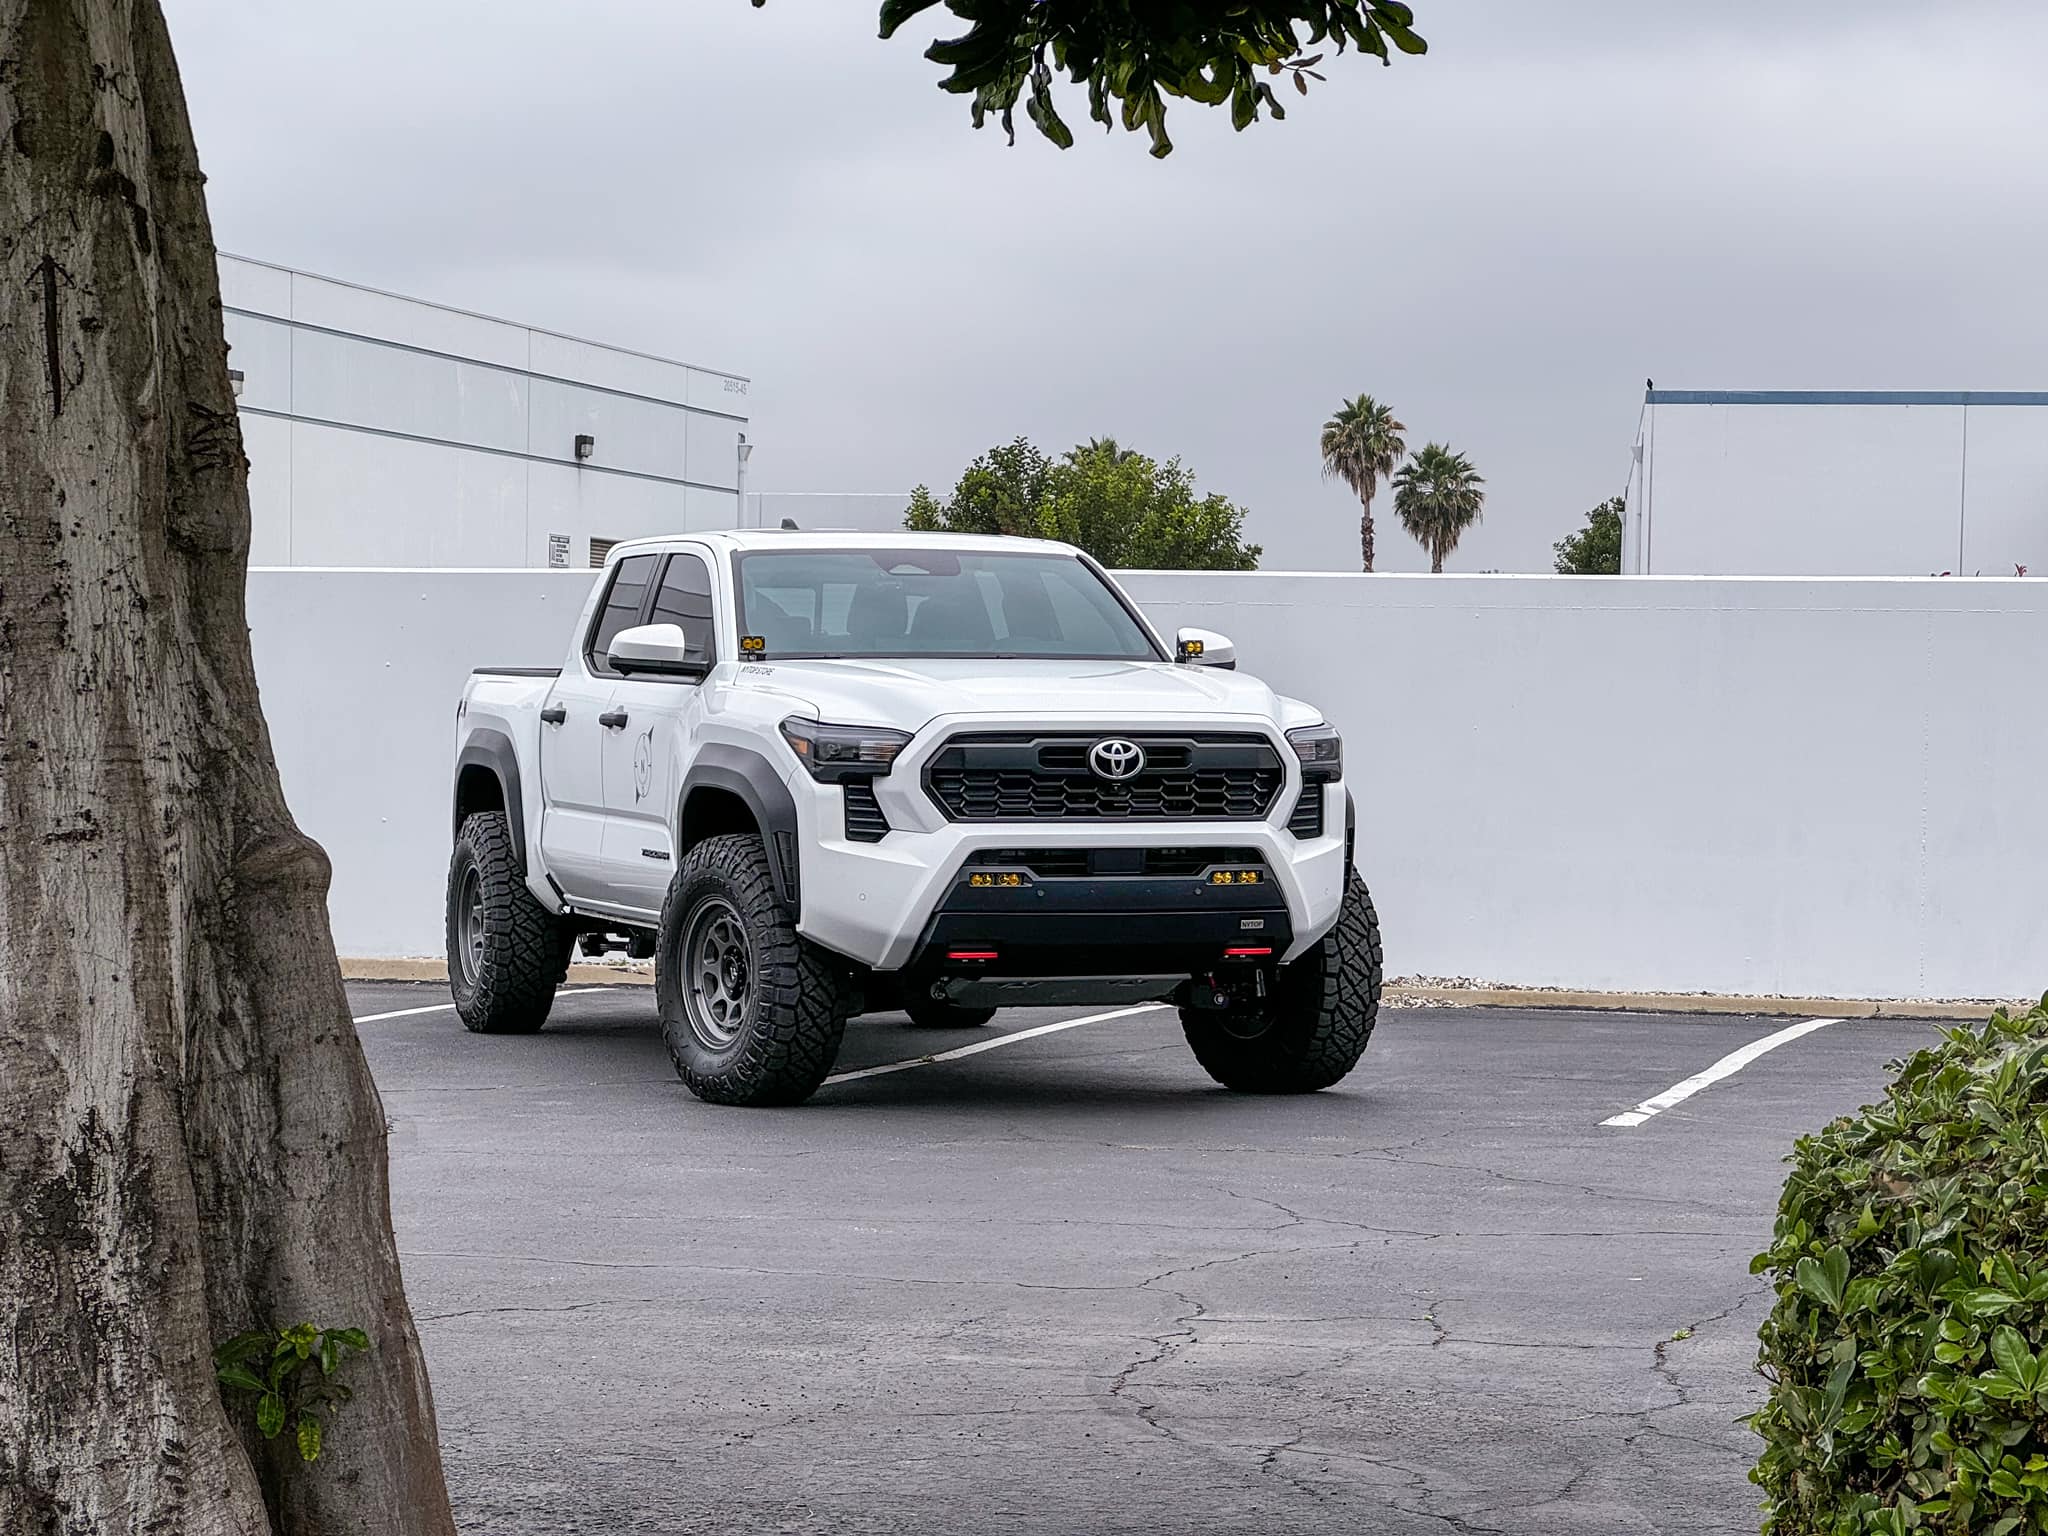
[602, 528, 1083, 562]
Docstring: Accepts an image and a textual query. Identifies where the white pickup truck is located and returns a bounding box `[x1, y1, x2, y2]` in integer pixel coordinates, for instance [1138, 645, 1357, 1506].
[449, 531, 1380, 1106]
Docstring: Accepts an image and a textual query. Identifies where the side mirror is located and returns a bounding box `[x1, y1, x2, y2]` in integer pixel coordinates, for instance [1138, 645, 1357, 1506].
[609, 623, 709, 679]
[1175, 627, 1237, 671]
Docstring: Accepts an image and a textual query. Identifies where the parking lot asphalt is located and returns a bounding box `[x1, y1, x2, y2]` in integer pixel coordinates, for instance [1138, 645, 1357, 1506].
[347, 980, 1953, 1535]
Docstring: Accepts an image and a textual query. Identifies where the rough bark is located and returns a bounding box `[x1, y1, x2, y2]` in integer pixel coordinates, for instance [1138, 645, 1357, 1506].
[1359, 489, 1375, 573]
[0, 2, 456, 1532]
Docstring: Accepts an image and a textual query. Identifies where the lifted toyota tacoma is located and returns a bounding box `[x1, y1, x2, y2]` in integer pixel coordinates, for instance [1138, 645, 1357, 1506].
[448, 532, 1381, 1106]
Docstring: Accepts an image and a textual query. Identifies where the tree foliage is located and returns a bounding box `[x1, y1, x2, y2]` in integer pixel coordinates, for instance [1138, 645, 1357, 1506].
[1751, 997, 2048, 1536]
[1554, 496, 1624, 575]
[761, 1, 1429, 157]
[906, 436, 1261, 569]
[1391, 442, 1484, 573]
[1320, 393, 1406, 573]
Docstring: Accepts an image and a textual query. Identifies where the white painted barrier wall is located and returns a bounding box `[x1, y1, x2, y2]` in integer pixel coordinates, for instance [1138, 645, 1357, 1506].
[250, 568, 2047, 1001]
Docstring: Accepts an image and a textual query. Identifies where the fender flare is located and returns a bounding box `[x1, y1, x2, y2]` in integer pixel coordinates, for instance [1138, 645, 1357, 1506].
[455, 728, 527, 873]
[1345, 789, 1356, 877]
[679, 744, 803, 917]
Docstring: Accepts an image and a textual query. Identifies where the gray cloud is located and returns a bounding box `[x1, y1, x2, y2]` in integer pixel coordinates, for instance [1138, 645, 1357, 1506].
[167, 0, 2048, 571]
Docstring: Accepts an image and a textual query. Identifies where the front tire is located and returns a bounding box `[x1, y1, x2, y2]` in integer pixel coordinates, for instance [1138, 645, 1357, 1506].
[657, 833, 849, 1106]
[446, 811, 574, 1034]
[1180, 873, 1383, 1093]
[903, 996, 997, 1030]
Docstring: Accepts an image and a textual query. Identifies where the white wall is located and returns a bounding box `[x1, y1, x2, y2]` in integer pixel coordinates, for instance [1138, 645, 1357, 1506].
[251, 568, 2048, 1001]
[1632, 394, 2048, 577]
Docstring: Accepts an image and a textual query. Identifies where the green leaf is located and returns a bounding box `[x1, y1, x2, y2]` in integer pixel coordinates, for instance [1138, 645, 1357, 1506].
[216, 1363, 268, 1395]
[1991, 1325, 2038, 1389]
[257, 1393, 286, 1439]
[214, 1331, 272, 1368]
[331, 1327, 371, 1354]
[296, 1414, 323, 1463]
[1961, 1288, 2021, 1317]
[320, 1335, 341, 1377]
[1796, 1247, 1852, 1310]
[877, 0, 942, 41]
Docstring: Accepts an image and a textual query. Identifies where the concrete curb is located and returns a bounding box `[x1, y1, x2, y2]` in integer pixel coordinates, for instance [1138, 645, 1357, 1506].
[337, 958, 2013, 1019]
[1383, 985, 2011, 1021]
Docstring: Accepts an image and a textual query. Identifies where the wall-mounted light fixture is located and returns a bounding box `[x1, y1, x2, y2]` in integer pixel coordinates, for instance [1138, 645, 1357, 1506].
[574, 433, 595, 461]
[228, 368, 245, 398]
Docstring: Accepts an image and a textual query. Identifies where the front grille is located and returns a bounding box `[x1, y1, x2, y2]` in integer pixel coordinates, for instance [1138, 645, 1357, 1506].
[1287, 788, 1325, 839]
[976, 847, 1265, 879]
[842, 779, 890, 842]
[926, 734, 1283, 822]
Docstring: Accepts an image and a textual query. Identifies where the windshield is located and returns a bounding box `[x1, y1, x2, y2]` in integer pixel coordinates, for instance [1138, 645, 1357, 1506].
[733, 548, 1163, 662]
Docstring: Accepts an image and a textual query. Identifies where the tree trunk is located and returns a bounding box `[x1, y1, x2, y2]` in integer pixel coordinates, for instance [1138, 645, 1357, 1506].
[0, 3, 456, 1532]
[1359, 489, 1375, 573]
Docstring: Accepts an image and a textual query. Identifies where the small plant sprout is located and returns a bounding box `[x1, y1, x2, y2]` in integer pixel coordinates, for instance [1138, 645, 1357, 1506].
[214, 1322, 372, 1462]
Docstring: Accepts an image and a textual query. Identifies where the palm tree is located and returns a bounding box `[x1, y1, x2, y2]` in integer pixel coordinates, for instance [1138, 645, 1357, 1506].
[1392, 444, 1486, 573]
[1320, 394, 1407, 572]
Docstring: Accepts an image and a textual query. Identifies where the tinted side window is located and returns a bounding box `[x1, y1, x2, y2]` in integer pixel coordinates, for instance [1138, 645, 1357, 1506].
[648, 553, 717, 664]
[586, 554, 659, 676]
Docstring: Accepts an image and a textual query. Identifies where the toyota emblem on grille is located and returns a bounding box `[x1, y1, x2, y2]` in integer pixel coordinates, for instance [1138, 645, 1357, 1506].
[1087, 738, 1147, 781]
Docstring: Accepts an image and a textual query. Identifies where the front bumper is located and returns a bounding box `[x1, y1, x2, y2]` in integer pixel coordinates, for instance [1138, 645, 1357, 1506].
[786, 711, 1348, 973]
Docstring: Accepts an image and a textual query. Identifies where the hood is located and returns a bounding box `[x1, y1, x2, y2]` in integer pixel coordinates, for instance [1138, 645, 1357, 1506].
[724, 657, 1296, 731]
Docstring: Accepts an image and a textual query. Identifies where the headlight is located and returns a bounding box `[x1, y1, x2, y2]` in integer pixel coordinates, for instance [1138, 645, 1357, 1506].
[779, 717, 912, 782]
[1285, 722, 1342, 782]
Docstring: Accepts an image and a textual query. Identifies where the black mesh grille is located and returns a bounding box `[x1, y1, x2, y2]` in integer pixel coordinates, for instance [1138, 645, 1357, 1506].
[975, 847, 1265, 879]
[842, 780, 890, 842]
[1287, 789, 1325, 839]
[926, 735, 1283, 822]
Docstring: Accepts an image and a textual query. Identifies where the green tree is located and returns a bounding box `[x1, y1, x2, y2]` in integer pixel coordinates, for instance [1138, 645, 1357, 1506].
[1553, 496, 1625, 574]
[904, 437, 1054, 538]
[1320, 394, 1407, 572]
[1392, 443, 1486, 572]
[904, 437, 1261, 570]
[782, 1, 1430, 158]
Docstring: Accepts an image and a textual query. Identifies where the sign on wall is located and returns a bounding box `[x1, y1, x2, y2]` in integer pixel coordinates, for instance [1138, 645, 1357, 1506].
[547, 533, 570, 569]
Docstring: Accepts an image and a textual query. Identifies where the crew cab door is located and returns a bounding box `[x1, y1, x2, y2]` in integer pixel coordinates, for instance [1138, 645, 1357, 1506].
[597, 550, 718, 915]
[538, 552, 657, 904]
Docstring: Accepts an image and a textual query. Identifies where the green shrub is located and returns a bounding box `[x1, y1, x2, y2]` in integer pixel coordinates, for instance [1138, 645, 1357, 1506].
[1752, 996, 2048, 1535]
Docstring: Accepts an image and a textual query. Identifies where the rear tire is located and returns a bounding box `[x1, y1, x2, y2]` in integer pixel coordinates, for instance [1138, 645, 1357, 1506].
[903, 996, 997, 1030]
[657, 833, 849, 1106]
[1180, 872, 1383, 1093]
[446, 811, 574, 1034]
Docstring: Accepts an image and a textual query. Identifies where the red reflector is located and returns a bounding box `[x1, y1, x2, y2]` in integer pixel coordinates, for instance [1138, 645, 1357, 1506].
[1224, 946, 1273, 957]
[947, 950, 999, 962]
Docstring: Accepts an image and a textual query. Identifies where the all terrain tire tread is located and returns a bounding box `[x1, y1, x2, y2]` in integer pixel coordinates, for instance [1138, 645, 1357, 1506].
[447, 810, 573, 1034]
[657, 833, 849, 1107]
[1179, 872, 1383, 1093]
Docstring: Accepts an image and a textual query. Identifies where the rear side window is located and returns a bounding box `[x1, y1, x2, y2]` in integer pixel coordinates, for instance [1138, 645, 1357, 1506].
[585, 553, 659, 676]
[648, 552, 718, 665]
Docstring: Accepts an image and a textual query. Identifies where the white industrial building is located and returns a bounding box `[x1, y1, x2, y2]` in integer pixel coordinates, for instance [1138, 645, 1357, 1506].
[220, 255, 752, 569]
[1626, 389, 2048, 577]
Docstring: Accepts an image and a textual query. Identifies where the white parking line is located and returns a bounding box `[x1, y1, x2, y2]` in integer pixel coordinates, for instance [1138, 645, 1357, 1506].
[1601, 1017, 1846, 1127]
[825, 1004, 1170, 1085]
[351, 987, 613, 1025]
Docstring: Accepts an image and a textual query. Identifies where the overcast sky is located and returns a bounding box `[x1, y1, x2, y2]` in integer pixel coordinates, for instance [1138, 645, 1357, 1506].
[164, 1, 2048, 572]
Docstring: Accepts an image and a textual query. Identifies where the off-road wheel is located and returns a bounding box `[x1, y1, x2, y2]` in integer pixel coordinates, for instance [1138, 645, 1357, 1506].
[1180, 872, 1383, 1093]
[657, 833, 849, 1107]
[903, 996, 997, 1029]
[446, 811, 574, 1034]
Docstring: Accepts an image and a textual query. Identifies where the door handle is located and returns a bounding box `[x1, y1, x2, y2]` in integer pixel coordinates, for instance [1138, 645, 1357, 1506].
[539, 705, 567, 725]
[598, 710, 629, 729]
